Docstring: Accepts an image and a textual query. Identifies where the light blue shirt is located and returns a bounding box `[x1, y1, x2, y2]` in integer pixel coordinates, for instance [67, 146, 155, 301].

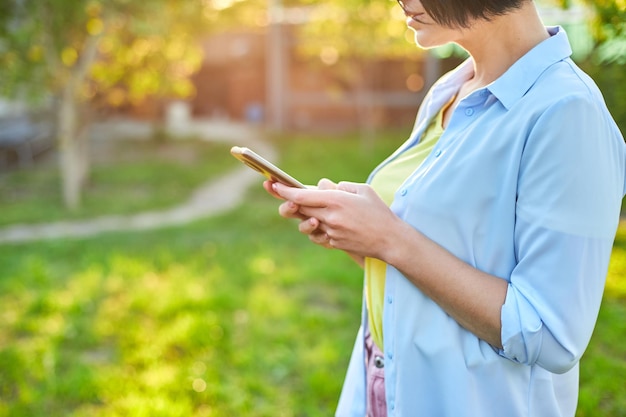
[336, 27, 626, 417]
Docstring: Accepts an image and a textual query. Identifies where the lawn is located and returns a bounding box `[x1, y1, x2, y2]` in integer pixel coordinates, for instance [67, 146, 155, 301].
[0, 138, 236, 226]
[0, 131, 624, 416]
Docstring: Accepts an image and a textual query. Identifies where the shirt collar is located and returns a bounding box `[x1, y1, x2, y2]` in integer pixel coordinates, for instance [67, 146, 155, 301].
[487, 26, 573, 110]
[430, 26, 572, 112]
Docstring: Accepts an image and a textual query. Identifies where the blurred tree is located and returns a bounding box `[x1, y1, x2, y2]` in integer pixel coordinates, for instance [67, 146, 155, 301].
[290, 0, 425, 139]
[558, 0, 626, 134]
[581, 0, 626, 64]
[0, 0, 208, 210]
[547, 0, 625, 63]
[295, 0, 417, 58]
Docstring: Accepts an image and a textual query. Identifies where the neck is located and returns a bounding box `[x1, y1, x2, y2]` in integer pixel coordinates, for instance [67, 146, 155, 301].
[456, 1, 549, 88]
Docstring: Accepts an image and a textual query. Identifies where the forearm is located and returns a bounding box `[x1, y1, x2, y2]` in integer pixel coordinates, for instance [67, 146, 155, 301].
[346, 252, 365, 268]
[381, 218, 508, 348]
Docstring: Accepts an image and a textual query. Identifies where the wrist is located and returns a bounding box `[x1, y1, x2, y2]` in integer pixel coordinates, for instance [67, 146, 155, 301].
[377, 216, 414, 268]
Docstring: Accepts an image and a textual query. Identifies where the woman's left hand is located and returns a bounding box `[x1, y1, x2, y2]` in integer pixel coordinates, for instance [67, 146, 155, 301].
[271, 181, 401, 261]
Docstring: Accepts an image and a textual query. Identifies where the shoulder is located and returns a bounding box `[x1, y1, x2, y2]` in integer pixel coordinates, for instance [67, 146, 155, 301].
[513, 58, 623, 145]
[529, 58, 606, 110]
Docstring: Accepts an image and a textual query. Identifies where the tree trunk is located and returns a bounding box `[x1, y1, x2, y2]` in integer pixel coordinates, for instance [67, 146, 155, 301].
[57, 87, 82, 211]
[76, 120, 91, 190]
[54, 31, 101, 211]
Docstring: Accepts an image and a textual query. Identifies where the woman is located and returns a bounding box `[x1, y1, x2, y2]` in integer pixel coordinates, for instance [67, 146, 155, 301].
[264, 0, 626, 416]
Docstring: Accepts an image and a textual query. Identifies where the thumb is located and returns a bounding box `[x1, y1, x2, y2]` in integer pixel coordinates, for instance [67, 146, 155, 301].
[317, 178, 338, 190]
[336, 181, 364, 194]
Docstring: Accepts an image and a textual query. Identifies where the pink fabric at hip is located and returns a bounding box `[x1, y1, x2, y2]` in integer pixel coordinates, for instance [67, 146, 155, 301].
[365, 331, 387, 417]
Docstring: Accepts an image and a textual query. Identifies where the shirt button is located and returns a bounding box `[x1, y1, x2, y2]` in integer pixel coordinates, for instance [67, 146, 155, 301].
[465, 108, 474, 116]
[400, 189, 407, 196]
[390, 401, 395, 410]
[387, 296, 393, 304]
[387, 352, 393, 361]
[374, 355, 385, 368]
[434, 149, 442, 157]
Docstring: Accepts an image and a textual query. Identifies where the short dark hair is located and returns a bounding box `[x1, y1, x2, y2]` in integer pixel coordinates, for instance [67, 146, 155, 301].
[421, 0, 529, 28]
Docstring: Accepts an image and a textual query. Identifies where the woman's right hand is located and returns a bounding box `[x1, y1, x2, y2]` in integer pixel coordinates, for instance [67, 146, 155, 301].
[263, 178, 364, 266]
[263, 178, 336, 246]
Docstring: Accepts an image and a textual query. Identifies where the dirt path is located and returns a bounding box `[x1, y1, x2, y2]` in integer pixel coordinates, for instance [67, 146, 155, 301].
[0, 120, 276, 244]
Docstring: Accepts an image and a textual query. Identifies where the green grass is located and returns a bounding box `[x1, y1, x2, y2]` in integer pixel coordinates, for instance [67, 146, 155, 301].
[0, 204, 364, 416]
[0, 129, 624, 416]
[578, 225, 626, 417]
[0, 139, 236, 226]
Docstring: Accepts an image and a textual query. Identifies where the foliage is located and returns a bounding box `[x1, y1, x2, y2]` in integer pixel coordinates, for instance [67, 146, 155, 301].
[0, 0, 222, 210]
[202, 0, 267, 32]
[293, 0, 421, 61]
[0, 0, 207, 107]
[545, 0, 626, 63]
[0, 131, 624, 416]
[577, 0, 626, 137]
[580, 0, 626, 64]
[535, 0, 626, 135]
[582, 61, 626, 137]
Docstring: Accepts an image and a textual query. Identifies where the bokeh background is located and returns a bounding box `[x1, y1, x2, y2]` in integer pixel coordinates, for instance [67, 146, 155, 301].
[0, 0, 624, 415]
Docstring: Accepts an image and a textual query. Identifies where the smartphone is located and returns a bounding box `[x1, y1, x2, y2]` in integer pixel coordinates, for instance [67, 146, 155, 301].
[230, 146, 307, 189]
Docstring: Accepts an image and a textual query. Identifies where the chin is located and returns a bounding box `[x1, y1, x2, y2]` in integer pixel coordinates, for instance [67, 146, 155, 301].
[408, 22, 456, 49]
[411, 32, 440, 49]
[410, 28, 452, 50]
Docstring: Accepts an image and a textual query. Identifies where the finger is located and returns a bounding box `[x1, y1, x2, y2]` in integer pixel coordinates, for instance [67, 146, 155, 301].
[309, 230, 332, 248]
[298, 217, 321, 234]
[278, 200, 307, 220]
[317, 178, 338, 190]
[263, 180, 284, 200]
[272, 182, 330, 208]
[336, 181, 362, 194]
[295, 205, 328, 222]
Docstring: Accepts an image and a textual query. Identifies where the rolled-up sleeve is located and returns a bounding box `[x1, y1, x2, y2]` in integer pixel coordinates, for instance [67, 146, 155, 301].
[499, 93, 624, 373]
[500, 222, 613, 373]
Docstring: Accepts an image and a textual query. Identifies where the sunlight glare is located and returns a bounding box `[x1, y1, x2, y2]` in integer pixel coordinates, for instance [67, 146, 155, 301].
[320, 47, 339, 66]
[191, 361, 207, 375]
[61, 47, 78, 67]
[606, 247, 626, 298]
[386, 20, 405, 37]
[234, 309, 249, 325]
[211, 0, 238, 11]
[86, 18, 104, 36]
[406, 73, 424, 92]
[141, 364, 178, 389]
[192, 378, 207, 392]
[390, 3, 405, 20]
[404, 28, 415, 44]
